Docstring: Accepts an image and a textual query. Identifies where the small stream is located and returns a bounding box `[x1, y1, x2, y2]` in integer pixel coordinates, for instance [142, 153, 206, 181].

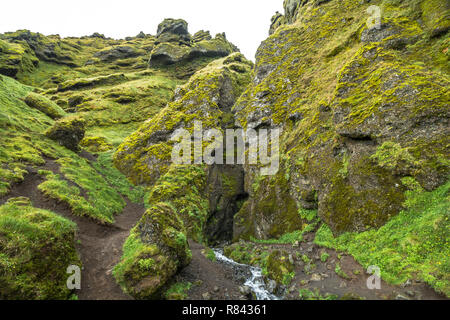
[213, 249, 281, 300]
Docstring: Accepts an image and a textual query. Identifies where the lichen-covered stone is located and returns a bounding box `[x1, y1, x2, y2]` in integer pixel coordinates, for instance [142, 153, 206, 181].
[45, 116, 86, 151]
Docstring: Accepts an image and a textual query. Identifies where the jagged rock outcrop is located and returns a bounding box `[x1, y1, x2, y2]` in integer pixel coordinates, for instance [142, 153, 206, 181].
[193, 30, 212, 42]
[93, 46, 141, 62]
[0, 39, 39, 78]
[232, 0, 450, 238]
[149, 18, 239, 70]
[155, 18, 191, 45]
[0, 30, 78, 67]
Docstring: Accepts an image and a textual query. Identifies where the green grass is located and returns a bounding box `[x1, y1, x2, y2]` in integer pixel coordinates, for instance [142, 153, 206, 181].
[298, 288, 338, 300]
[0, 198, 80, 299]
[320, 252, 330, 263]
[164, 282, 192, 300]
[92, 151, 146, 203]
[315, 179, 450, 297]
[86, 122, 143, 147]
[56, 156, 127, 223]
[202, 248, 217, 262]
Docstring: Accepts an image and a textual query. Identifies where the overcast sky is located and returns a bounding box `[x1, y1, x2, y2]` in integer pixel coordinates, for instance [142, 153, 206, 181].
[0, 0, 284, 60]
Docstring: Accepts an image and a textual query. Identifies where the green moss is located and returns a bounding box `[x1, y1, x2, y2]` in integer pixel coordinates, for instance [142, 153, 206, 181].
[0, 199, 80, 299]
[146, 165, 208, 242]
[265, 250, 295, 286]
[320, 252, 330, 263]
[38, 153, 133, 223]
[164, 282, 192, 300]
[92, 151, 145, 203]
[24, 92, 66, 119]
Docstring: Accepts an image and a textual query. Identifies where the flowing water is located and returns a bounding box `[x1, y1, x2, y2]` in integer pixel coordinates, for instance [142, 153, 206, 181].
[213, 249, 281, 300]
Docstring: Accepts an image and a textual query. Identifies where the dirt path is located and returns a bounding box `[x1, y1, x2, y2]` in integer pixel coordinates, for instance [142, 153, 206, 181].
[0, 162, 146, 300]
[175, 241, 245, 300]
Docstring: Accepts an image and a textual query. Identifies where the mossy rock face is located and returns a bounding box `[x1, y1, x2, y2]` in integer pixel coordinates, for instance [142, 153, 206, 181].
[45, 116, 86, 152]
[93, 46, 141, 62]
[147, 165, 209, 242]
[114, 53, 253, 186]
[0, 30, 78, 67]
[232, 0, 450, 236]
[0, 198, 81, 299]
[113, 202, 191, 299]
[193, 30, 212, 43]
[233, 168, 304, 240]
[24, 92, 66, 119]
[0, 39, 38, 78]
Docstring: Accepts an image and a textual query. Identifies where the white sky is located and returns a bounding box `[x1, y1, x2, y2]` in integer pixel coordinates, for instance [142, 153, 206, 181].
[0, 0, 284, 61]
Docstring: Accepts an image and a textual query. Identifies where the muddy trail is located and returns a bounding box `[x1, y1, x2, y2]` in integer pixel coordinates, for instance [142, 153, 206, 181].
[0, 157, 145, 300]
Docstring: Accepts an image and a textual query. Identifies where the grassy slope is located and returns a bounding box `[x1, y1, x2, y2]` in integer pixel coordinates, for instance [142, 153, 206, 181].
[0, 198, 80, 299]
[315, 180, 450, 297]
[0, 74, 144, 224]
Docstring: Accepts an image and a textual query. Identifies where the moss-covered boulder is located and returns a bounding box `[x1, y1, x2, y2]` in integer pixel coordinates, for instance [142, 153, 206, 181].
[113, 202, 191, 299]
[45, 116, 86, 152]
[0, 197, 81, 299]
[24, 92, 66, 119]
[232, 0, 450, 237]
[114, 53, 253, 186]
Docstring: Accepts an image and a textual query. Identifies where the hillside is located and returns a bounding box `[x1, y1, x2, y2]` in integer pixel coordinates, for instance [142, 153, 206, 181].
[0, 0, 448, 301]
